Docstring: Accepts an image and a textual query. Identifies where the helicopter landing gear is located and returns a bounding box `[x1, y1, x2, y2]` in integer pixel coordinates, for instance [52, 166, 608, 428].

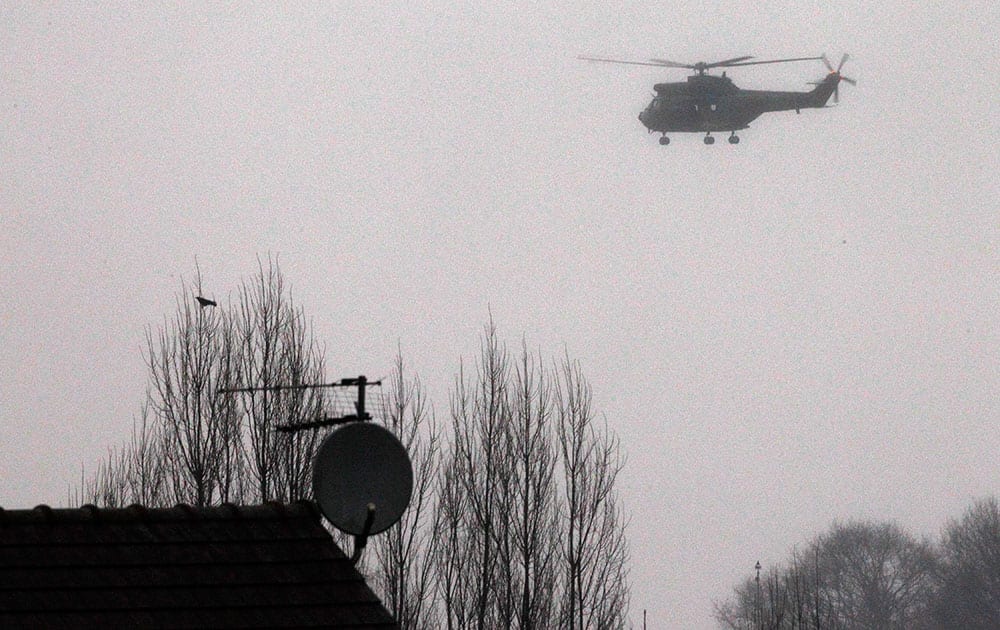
[703, 134, 715, 145]
[659, 135, 670, 146]
[728, 133, 740, 144]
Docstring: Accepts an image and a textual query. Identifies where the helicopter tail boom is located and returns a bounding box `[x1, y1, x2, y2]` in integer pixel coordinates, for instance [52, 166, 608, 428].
[743, 77, 838, 114]
[753, 55, 854, 112]
[807, 73, 841, 108]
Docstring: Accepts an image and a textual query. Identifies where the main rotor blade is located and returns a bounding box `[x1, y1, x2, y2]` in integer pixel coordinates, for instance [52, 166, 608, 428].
[837, 53, 850, 72]
[840, 75, 857, 86]
[706, 56, 755, 67]
[578, 55, 678, 68]
[580, 54, 824, 71]
[723, 56, 823, 68]
[647, 56, 754, 69]
[647, 58, 699, 69]
[822, 54, 834, 72]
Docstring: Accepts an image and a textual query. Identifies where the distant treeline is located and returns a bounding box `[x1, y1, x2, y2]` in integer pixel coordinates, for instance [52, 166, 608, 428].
[714, 496, 1000, 629]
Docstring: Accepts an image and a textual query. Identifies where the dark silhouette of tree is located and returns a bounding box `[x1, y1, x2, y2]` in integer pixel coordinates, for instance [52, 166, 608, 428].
[435, 323, 629, 629]
[438, 324, 513, 629]
[366, 352, 442, 630]
[716, 520, 936, 629]
[818, 520, 936, 629]
[78, 259, 326, 507]
[510, 344, 560, 628]
[928, 496, 1000, 629]
[556, 356, 628, 629]
[147, 269, 241, 506]
[233, 259, 325, 503]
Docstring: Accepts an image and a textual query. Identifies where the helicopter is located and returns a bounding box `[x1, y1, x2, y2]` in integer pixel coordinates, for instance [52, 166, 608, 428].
[579, 54, 855, 145]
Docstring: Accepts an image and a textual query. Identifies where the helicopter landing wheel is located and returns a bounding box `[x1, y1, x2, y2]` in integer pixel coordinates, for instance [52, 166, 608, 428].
[728, 133, 740, 144]
[704, 134, 715, 145]
[659, 136, 670, 146]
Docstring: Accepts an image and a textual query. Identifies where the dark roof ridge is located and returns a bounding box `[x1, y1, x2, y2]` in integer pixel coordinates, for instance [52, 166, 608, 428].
[0, 500, 320, 526]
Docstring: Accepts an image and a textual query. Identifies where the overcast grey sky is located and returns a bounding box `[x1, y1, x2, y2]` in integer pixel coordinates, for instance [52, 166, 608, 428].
[3, 2, 998, 627]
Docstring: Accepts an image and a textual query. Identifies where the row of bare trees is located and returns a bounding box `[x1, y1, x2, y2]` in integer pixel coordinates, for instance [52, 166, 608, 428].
[78, 266, 630, 629]
[337, 326, 629, 629]
[423, 327, 628, 629]
[77, 260, 325, 508]
[714, 497, 1000, 629]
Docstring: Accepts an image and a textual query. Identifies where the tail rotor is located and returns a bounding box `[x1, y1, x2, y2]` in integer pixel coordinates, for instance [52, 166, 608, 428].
[821, 53, 856, 103]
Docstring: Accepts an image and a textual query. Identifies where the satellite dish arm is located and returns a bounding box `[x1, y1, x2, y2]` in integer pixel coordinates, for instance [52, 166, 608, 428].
[351, 503, 377, 564]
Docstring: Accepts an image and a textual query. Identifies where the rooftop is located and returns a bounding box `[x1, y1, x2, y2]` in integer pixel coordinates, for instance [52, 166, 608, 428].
[0, 501, 398, 628]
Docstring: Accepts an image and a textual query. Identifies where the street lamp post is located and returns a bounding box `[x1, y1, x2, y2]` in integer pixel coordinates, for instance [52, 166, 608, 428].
[755, 561, 762, 630]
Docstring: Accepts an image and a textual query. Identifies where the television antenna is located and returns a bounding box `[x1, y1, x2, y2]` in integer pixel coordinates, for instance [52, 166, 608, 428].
[219, 375, 382, 432]
[218, 375, 412, 562]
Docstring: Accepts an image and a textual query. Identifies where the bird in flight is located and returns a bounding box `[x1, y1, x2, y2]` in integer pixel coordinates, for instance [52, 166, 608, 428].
[195, 296, 217, 308]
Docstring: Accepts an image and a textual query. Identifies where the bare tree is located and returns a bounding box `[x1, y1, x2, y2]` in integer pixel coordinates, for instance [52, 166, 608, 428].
[441, 323, 511, 629]
[556, 356, 629, 630]
[715, 567, 782, 630]
[76, 446, 130, 508]
[715, 555, 835, 630]
[715, 521, 937, 630]
[122, 400, 168, 506]
[234, 258, 326, 503]
[368, 352, 442, 630]
[818, 520, 936, 629]
[508, 342, 559, 629]
[74, 402, 166, 508]
[79, 261, 327, 508]
[928, 496, 1000, 629]
[145, 271, 240, 506]
[434, 324, 630, 629]
[435, 450, 475, 630]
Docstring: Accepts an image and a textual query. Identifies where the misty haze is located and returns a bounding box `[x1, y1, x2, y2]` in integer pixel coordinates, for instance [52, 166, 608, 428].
[3, 3, 998, 627]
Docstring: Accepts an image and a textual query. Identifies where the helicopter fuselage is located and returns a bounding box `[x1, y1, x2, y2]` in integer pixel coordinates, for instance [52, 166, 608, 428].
[638, 73, 839, 134]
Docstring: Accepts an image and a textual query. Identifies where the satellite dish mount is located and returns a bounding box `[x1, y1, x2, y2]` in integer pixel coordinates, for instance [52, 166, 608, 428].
[219, 375, 413, 562]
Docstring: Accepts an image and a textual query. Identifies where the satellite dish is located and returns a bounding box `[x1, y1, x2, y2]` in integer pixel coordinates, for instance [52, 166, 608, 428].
[312, 422, 413, 536]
